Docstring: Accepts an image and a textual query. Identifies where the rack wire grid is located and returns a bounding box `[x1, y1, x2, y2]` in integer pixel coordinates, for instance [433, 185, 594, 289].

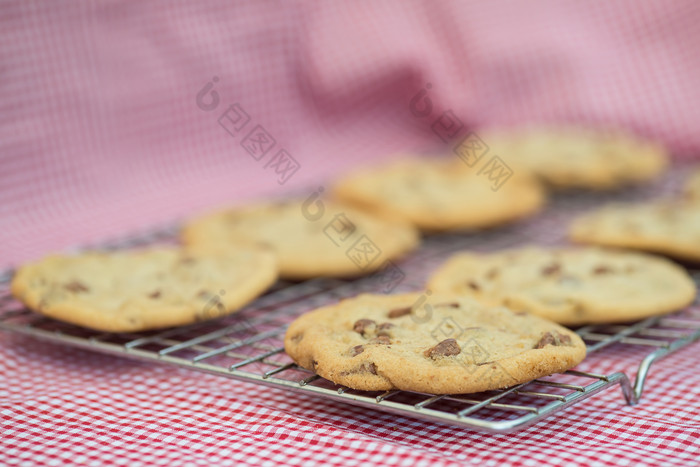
[2, 168, 699, 433]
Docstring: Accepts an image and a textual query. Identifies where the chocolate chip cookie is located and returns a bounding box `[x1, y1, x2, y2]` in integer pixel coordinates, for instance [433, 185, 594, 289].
[482, 127, 668, 189]
[181, 199, 419, 280]
[331, 158, 545, 232]
[284, 293, 586, 394]
[570, 201, 700, 263]
[427, 246, 696, 325]
[11, 246, 278, 332]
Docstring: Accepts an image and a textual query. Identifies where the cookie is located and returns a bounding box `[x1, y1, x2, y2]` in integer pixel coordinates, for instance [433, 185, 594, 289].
[482, 128, 667, 189]
[10, 246, 278, 332]
[284, 293, 586, 394]
[181, 199, 419, 280]
[332, 158, 545, 232]
[570, 201, 700, 263]
[427, 247, 696, 325]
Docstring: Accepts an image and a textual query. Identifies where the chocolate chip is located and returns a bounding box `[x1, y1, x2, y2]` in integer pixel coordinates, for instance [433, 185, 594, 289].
[369, 335, 391, 345]
[486, 268, 500, 280]
[353, 319, 376, 335]
[535, 332, 556, 348]
[148, 290, 161, 299]
[64, 281, 89, 293]
[557, 332, 572, 346]
[349, 345, 364, 356]
[377, 322, 394, 337]
[290, 333, 304, 343]
[534, 331, 573, 349]
[197, 290, 211, 299]
[593, 265, 613, 275]
[387, 307, 411, 318]
[467, 280, 481, 291]
[424, 338, 461, 359]
[436, 302, 460, 308]
[341, 362, 377, 376]
[541, 263, 561, 276]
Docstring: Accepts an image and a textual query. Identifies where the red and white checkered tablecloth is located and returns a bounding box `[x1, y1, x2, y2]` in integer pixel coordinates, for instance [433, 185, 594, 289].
[2, 331, 700, 466]
[2, 1, 700, 465]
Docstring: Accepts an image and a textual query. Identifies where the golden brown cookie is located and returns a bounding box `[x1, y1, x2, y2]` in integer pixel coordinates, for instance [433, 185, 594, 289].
[332, 158, 545, 232]
[482, 127, 667, 189]
[11, 246, 278, 332]
[427, 246, 696, 325]
[284, 293, 586, 394]
[570, 201, 700, 263]
[181, 199, 419, 280]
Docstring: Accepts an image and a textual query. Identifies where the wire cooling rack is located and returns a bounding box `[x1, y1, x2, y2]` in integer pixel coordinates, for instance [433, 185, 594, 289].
[1, 170, 699, 433]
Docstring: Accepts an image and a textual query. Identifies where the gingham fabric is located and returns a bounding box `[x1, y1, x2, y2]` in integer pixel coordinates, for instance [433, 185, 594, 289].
[2, 1, 700, 465]
[2, 326, 700, 466]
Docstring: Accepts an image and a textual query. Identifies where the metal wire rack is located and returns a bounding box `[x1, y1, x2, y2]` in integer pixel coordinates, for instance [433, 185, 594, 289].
[2, 172, 699, 433]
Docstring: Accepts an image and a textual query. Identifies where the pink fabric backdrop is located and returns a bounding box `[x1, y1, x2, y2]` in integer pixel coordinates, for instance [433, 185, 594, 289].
[2, 0, 700, 266]
[3, 2, 700, 466]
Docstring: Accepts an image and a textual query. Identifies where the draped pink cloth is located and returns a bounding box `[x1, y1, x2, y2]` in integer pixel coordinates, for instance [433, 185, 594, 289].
[2, 0, 699, 265]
